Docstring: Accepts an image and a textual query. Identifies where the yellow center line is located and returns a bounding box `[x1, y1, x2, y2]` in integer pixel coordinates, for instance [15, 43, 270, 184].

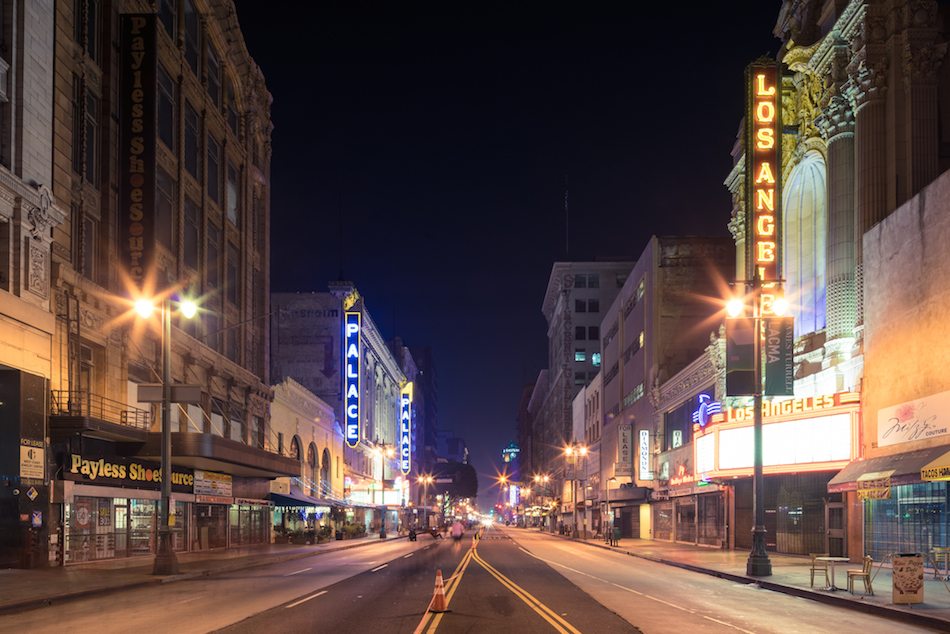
[473, 549, 583, 634]
[422, 546, 476, 634]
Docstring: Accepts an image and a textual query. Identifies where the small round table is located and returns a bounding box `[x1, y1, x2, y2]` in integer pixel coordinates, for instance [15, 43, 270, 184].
[815, 556, 850, 591]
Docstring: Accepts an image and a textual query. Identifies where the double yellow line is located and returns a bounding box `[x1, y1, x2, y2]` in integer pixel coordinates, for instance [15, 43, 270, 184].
[419, 540, 582, 634]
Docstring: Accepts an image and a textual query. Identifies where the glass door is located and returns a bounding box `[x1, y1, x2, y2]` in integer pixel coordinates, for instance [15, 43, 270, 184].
[114, 503, 129, 558]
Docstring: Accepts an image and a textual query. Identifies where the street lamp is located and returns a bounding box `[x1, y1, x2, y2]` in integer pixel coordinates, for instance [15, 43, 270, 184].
[565, 441, 587, 539]
[604, 476, 617, 543]
[373, 440, 395, 538]
[727, 277, 787, 577]
[419, 475, 433, 528]
[135, 295, 197, 576]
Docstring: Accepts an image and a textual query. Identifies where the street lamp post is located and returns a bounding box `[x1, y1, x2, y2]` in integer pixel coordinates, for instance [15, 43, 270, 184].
[605, 476, 617, 543]
[533, 475, 549, 531]
[728, 276, 787, 577]
[136, 297, 196, 576]
[565, 441, 587, 539]
[419, 475, 433, 529]
[375, 440, 395, 538]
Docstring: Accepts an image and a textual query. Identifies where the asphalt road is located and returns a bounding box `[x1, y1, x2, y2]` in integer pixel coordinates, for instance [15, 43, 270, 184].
[217, 528, 640, 633]
[2, 526, 943, 633]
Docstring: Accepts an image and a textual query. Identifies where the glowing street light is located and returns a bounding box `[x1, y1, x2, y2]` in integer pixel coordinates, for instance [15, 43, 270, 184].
[135, 294, 198, 576]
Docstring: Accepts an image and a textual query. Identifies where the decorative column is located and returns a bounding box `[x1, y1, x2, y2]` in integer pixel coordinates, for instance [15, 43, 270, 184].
[902, 34, 947, 196]
[816, 93, 855, 351]
[848, 44, 888, 333]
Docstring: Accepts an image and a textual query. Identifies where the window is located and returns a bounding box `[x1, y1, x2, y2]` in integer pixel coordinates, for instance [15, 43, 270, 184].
[71, 75, 82, 174]
[277, 432, 284, 455]
[207, 44, 220, 107]
[226, 327, 238, 362]
[617, 273, 628, 287]
[207, 136, 220, 205]
[205, 313, 219, 353]
[250, 415, 263, 449]
[575, 274, 586, 288]
[575, 326, 586, 340]
[184, 197, 199, 270]
[155, 169, 175, 250]
[84, 92, 99, 186]
[226, 162, 239, 224]
[184, 102, 200, 179]
[591, 352, 601, 367]
[227, 243, 239, 305]
[157, 65, 176, 151]
[226, 80, 238, 135]
[157, 0, 176, 39]
[229, 406, 244, 443]
[588, 299, 600, 313]
[184, 0, 200, 77]
[78, 0, 101, 65]
[574, 299, 586, 313]
[588, 274, 600, 288]
[207, 222, 220, 289]
[575, 349, 586, 362]
[589, 326, 600, 341]
[575, 372, 587, 386]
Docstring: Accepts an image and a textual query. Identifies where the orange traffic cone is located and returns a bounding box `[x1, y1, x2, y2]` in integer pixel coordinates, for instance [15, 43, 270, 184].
[431, 569, 449, 613]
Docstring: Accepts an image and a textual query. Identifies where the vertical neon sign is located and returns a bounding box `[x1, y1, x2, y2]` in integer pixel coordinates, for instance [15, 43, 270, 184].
[747, 61, 782, 314]
[400, 384, 412, 474]
[344, 311, 361, 448]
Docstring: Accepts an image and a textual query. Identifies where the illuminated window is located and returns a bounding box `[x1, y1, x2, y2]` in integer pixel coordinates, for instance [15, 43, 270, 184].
[575, 349, 586, 362]
[591, 352, 601, 367]
[575, 299, 586, 313]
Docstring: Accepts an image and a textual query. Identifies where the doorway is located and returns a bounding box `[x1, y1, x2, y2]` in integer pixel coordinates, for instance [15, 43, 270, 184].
[825, 502, 846, 556]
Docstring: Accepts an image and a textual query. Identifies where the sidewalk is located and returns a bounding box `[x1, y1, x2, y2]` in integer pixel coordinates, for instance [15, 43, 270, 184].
[532, 527, 950, 633]
[0, 532, 398, 616]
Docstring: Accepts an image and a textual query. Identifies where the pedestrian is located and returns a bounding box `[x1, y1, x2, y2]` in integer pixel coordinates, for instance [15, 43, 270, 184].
[451, 519, 464, 541]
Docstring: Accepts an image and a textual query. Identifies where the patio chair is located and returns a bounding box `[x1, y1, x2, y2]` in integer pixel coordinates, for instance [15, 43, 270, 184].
[809, 553, 829, 588]
[847, 555, 873, 595]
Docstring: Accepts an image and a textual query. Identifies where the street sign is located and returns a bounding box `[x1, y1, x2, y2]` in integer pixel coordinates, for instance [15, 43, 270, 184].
[137, 384, 202, 403]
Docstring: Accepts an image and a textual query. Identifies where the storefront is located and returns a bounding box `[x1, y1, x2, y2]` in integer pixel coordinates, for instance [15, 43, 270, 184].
[670, 391, 860, 555]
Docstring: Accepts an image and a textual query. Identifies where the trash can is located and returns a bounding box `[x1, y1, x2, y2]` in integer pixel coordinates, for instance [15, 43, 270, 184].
[893, 553, 924, 604]
[612, 528, 621, 546]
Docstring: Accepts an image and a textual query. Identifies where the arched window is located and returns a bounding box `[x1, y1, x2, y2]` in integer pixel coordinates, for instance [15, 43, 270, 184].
[289, 435, 301, 461]
[321, 448, 331, 497]
[782, 149, 827, 338]
[308, 443, 317, 496]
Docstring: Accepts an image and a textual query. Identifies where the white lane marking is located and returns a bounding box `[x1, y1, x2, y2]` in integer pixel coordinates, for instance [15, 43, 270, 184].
[176, 596, 203, 604]
[521, 546, 769, 633]
[403, 553, 414, 558]
[285, 590, 327, 609]
[371, 564, 388, 572]
[285, 567, 312, 576]
[702, 615, 757, 634]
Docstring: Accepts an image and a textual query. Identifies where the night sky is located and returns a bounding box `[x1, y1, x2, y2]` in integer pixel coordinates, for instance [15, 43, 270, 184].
[233, 1, 781, 508]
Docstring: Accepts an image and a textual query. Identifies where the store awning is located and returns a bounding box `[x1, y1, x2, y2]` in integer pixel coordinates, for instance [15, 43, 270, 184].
[827, 446, 949, 493]
[922, 450, 950, 481]
[270, 487, 337, 508]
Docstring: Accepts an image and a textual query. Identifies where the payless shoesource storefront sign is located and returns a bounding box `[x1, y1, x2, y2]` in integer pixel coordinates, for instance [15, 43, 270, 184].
[64, 453, 194, 492]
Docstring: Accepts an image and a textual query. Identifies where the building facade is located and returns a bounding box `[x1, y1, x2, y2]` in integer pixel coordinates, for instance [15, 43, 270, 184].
[28, 0, 296, 569]
[271, 286, 409, 534]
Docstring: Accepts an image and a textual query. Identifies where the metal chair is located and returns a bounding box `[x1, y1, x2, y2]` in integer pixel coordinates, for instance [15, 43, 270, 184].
[847, 555, 873, 595]
[809, 553, 830, 588]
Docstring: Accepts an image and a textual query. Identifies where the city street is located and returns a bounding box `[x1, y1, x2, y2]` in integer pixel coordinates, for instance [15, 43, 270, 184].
[2, 527, 941, 633]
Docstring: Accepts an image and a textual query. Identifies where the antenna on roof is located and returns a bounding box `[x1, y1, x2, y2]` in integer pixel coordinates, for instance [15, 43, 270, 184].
[564, 175, 569, 256]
